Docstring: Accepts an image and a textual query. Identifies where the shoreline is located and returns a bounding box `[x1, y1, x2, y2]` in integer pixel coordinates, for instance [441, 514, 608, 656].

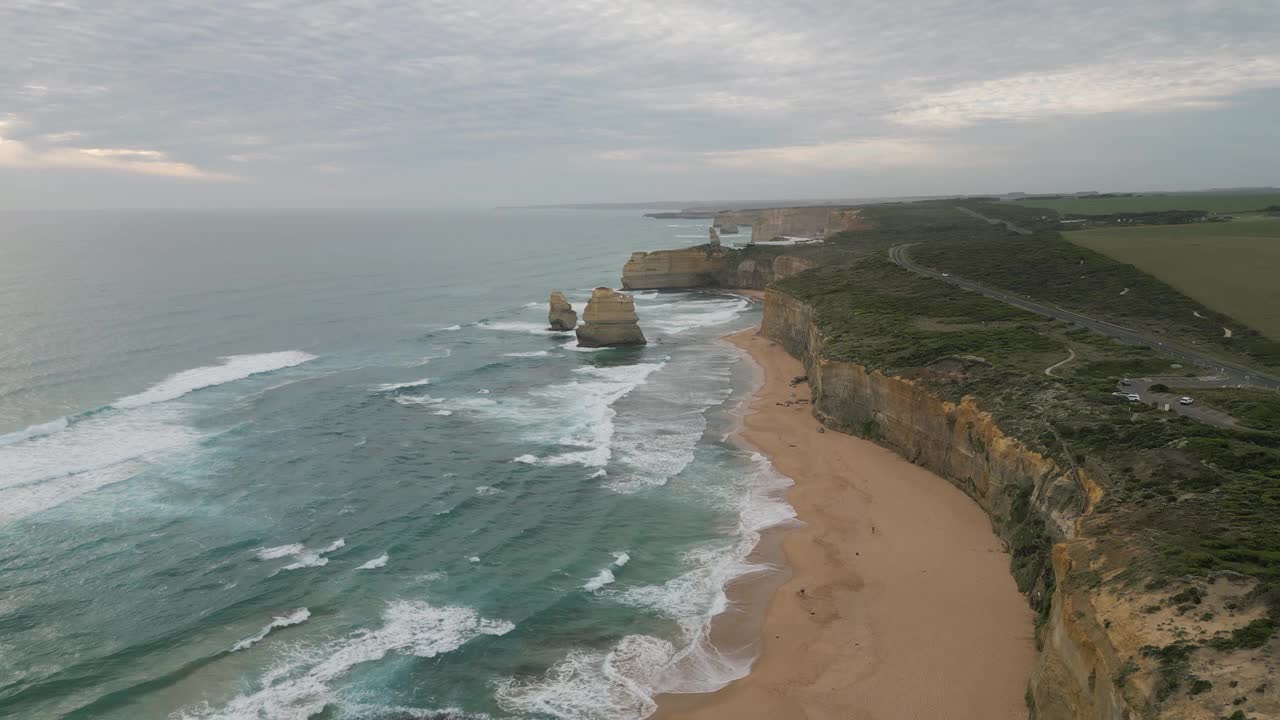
[655, 324, 1035, 719]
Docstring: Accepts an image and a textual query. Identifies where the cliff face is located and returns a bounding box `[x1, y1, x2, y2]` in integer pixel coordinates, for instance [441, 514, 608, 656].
[621, 245, 819, 290]
[751, 207, 868, 241]
[622, 246, 731, 289]
[577, 288, 646, 347]
[761, 287, 1134, 720]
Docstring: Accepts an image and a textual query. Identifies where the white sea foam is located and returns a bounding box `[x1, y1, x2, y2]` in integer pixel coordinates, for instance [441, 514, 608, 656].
[475, 486, 501, 497]
[503, 351, 550, 358]
[507, 363, 665, 467]
[589, 469, 607, 479]
[255, 544, 306, 561]
[583, 568, 615, 592]
[372, 378, 431, 392]
[643, 297, 750, 335]
[0, 351, 319, 523]
[496, 635, 676, 719]
[602, 347, 739, 494]
[279, 555, 328, 572]
[503, 456, 797, 717]
[560, 338, 606, 353]
[393, 394, 445, 407]
[0, 402, 201, 523]
[440, 324, 462, 331]
[583, 551, 631, 592]
[176, 601, 514, 720]
[230, 608, 311, 652]
[356, 554, 389, 570]
[257, 538, 344, 574]
[477, 389, 491, 394]
[512, 454, 538, 464]
[478, 321, 560, 335]
[432, 410, 454, 416]
[0, 416, 69, 447]
[113, 351, 316, 410]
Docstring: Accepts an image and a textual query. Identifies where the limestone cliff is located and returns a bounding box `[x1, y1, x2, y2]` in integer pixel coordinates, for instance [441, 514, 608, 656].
[621, 245, 819, 290]
[548, 290, 577, 331]
[759, 287, 1279, 720]
[622, 245, 731, 289]
[576, 288, 646, 347]
[762, 288, 1118, 719]
[751, 207, 868, 241]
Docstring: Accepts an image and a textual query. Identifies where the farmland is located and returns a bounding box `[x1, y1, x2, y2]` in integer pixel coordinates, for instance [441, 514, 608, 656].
[1014, 192, 1280, 215]
[1070, 218, 1280, 340]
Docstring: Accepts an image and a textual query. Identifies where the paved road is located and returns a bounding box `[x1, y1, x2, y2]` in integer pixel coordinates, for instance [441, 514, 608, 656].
[956, 206, 1032, 235]
[887, 243, 1280, 390]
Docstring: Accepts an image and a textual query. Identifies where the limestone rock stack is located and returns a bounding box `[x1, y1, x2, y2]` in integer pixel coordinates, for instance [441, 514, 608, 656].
[548, 291, 577, 331]
[576, 288, 646, 347]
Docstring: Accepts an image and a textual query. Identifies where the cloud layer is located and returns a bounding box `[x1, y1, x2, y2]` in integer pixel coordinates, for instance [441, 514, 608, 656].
[1, 1, 1278, 205]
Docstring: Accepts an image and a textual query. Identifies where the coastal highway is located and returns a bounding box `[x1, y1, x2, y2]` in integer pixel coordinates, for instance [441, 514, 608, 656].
[887, 243, 1280, 390]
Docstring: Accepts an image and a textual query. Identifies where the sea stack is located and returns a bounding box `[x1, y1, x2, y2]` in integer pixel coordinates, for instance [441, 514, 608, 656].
[709, 226, 721, 246]
[548, 290, 577, 331]
[576, 287, 646, 347]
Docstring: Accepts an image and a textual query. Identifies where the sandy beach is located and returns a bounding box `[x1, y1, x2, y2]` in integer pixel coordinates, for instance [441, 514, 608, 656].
[655, 325, 1035, 720]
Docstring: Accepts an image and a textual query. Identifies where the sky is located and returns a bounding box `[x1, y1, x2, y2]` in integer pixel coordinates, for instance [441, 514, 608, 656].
[1, 0, 1278, 209]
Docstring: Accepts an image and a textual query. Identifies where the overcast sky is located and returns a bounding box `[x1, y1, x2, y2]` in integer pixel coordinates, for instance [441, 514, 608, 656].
[1, 1, 1278, 208]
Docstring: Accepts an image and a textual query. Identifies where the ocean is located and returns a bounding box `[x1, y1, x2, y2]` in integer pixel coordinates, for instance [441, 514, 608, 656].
[0, 209, 792, 720]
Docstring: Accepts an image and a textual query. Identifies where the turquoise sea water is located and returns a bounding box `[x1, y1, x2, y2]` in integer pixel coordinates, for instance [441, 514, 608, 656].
[0, 210, 791, 720]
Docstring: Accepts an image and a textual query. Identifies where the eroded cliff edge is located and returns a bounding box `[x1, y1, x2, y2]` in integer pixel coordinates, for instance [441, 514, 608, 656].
[621, 244, 818, 290]
[760, 286, 1278, 720]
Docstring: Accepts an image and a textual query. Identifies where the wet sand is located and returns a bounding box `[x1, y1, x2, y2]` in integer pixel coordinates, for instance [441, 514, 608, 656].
[655, 326, 1035, 720]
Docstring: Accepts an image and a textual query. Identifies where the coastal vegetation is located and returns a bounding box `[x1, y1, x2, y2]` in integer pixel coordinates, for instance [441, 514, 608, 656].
[758, 200, 1280, 717]
[908, 222, 1280, 369]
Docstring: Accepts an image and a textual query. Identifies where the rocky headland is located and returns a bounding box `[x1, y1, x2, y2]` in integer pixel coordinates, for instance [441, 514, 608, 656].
[621, 244, 818, 290]
[576, 287, 646, 347]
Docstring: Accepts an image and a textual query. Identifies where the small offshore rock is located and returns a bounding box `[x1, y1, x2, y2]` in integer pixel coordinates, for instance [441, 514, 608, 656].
[548, 290, 577, 331]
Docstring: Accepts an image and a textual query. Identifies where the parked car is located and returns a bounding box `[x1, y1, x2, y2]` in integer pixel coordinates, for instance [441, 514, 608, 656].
[1179, 396, 1194, 405]
[1120, 378, 1133, 386]
[1126, 393, 1141, 402]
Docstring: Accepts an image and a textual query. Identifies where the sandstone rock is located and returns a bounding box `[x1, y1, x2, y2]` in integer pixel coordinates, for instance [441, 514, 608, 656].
[548, 290, 577, 331]
[622, 246, 731, 289]
[709, 226, 721, 246]
[576, 287, 646, 347]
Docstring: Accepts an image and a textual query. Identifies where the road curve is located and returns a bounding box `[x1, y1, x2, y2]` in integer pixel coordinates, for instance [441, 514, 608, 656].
[887, 243, 1280, 390]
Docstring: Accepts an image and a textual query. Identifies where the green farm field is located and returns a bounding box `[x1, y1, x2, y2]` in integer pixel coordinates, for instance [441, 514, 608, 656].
[1015, 192, 1280, 215]
[1070, 218, 1280, 339]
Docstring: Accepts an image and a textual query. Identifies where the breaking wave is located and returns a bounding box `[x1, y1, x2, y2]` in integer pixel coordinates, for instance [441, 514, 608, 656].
[372, 378, 431, 392]
[231, 609, 311, 652]
[176, 601, 514, 720]
[357, 554, 389, 570]
[501, 455, 796, 718]
[113, 351, 317, 410]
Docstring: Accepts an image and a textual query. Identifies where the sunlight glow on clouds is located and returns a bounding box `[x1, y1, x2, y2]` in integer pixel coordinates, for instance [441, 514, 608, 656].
[0, 126, 237, 181]
[892, 56, 1280, 128]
